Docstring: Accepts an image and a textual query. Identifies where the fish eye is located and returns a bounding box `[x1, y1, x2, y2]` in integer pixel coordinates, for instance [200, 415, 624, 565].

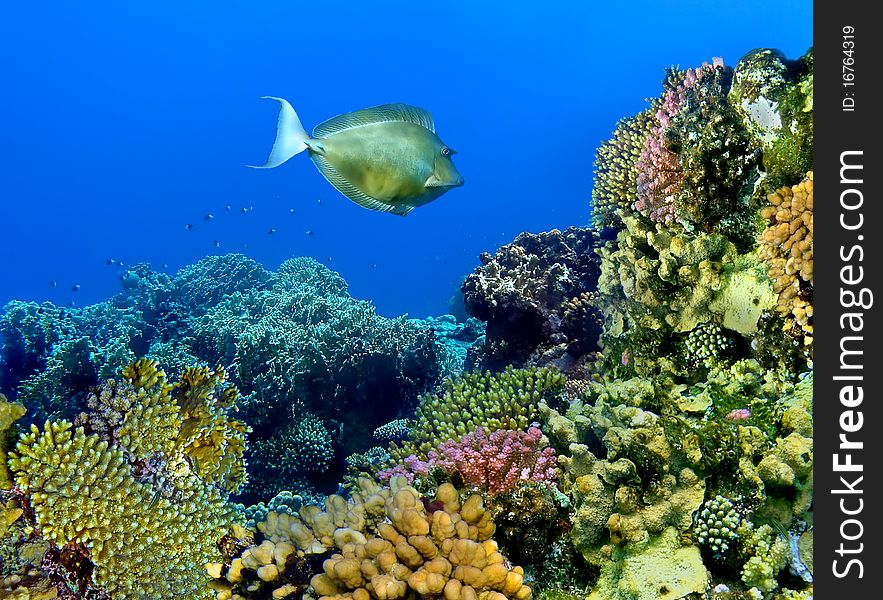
[442, 147, 453, 157]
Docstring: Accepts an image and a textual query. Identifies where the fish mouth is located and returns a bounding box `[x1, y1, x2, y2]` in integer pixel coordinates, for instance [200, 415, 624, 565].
[426, 179, 464, 189]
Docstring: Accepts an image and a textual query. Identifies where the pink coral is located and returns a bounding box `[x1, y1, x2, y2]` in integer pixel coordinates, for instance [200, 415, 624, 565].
[429, 425, 558, 495]
[634, 60, 726, 223]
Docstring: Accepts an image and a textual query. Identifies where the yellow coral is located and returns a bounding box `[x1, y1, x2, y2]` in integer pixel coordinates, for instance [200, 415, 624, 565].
[1, 394, 26, 489]
[8, 420, 234, 599]
[759, 172, 814, 345]
[212, 479, 530, 600]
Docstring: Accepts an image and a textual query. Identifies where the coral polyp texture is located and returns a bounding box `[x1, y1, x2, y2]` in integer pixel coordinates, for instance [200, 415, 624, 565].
[6, 359, 248, 598]
[1, 44, 814, 600]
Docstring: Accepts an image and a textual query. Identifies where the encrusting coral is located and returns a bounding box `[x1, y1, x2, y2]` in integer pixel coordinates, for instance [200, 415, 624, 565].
[6, 359, 248, 598]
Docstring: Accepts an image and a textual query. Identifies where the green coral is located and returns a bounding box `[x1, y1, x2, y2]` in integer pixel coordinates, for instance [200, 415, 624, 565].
[694, 494, 741, 554]
[737, 522, 790, 592]
[728, 48, 814, 196]
[685, 323, 733, 368]
[392, 366, 565, 461]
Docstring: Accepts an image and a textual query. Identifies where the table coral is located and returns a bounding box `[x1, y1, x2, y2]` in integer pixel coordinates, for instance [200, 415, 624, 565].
[461, 228, 603, 375]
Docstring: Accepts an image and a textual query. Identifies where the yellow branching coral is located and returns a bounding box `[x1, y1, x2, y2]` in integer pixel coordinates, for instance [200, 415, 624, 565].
[8, 420, 235, 599]
[592, 109, 656, 230]
[391, 367, 564, 461]
[6, 359, 250, 598]
[759, 171, 814, 345]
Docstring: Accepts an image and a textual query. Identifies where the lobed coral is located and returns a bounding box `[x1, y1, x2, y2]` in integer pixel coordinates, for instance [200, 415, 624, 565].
[209, 478, 531, 600]
[758, 172, 813, 350]
[694, 494, 741, 555]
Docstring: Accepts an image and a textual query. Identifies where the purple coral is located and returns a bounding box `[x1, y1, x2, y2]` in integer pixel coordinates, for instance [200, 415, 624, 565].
[634, 58, 726, 223]
[379, 425, 559, 495]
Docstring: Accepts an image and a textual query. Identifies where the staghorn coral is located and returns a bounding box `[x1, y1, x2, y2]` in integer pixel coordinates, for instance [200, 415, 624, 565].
[195, 257, 448, 480]
[390, 367, 565, 463]
[461, 228, 603, 375]
[591, 109, 656, 230]
[759, 172, 813, 349]
[173, 254, 272, 315]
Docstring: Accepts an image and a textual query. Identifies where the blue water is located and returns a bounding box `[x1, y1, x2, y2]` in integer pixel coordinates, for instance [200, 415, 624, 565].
[0, 1, 812, 319]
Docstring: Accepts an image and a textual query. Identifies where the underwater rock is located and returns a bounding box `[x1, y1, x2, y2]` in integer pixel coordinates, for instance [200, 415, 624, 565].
[462, 227, 603, 376]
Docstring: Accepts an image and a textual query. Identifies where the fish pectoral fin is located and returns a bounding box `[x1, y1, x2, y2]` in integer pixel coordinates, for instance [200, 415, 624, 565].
[311, 154, 403, 215]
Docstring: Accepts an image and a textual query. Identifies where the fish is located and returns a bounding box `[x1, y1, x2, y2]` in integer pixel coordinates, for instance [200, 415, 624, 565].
[251, 99, 463, 216]
[725, 408, 751, 422]
[185, 223, 193, 230]
[268, 228, 276, 235]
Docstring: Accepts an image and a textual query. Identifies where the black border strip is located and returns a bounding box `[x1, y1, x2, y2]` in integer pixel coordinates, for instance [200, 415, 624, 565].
[814, 1, 882, 594]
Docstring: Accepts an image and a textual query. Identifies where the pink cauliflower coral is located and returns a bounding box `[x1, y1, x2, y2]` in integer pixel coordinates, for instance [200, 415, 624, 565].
[429, 425, 558, 495]
[634, 58, 725, 223]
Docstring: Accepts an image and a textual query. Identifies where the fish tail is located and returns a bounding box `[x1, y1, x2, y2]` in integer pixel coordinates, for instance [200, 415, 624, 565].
[248, 96, 310, 168]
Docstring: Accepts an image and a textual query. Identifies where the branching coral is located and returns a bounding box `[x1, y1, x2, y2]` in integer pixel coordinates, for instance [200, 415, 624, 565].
[390, 367, 565, 462]
[634, 58, 760, 234]
[759, 172, 813, 349]
[6, 359, 249, 597]
[591, 109, 656, 230]
[9, 420, 237, 598]
[382, 426, 558, 496]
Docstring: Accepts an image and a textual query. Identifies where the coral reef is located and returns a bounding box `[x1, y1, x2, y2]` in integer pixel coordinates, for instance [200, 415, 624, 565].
[209, 478, 531, 600]
[461, 228, 603, 376]
[758, 172, 813, 350]
[6, 359, 247, 598]
[390, 367, 565, 462]
[591, 110, 656, 230]
[728, 48, 814, 194]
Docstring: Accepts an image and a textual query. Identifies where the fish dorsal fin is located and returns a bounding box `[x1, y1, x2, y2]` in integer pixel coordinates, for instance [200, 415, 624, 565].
[311, 153, 410, 216]
[312, 103, 435, 138]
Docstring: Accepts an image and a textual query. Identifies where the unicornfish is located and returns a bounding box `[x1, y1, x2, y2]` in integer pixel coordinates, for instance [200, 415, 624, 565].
[250, 99, 464, 216]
